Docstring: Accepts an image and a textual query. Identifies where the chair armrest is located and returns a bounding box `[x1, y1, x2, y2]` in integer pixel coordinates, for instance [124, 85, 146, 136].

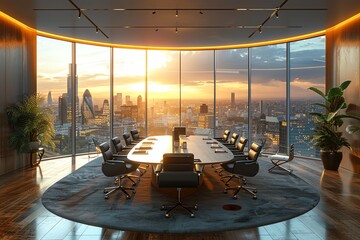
[106, 159, 126, 164]
[233, 154, 249, 159]
[113, 154, 127, 158]
[154, 164, 162, 174]
[195, 164, 203, 173]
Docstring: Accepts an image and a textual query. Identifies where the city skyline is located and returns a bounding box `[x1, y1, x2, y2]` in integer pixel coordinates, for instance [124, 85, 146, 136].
[37, 36, 325, 103]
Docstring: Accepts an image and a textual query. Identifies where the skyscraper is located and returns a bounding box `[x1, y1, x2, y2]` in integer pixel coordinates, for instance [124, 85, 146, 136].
[231, 92, 235, 108]
[102, 99, 110, 116]
[126, 95, 131, 106]
[47, 91, 52, 106]
[81, 89, 95, 124]
[200, 104, 208, 114]
[58, 93, 68, 125]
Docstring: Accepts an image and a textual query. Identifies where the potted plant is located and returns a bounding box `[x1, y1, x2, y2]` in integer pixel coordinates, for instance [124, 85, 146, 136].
[6, 94, 55, 162]
[309, 80, 360, 170]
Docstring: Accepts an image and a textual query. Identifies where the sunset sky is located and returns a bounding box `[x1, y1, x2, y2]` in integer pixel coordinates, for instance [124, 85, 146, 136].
[37, 36, 325, 105]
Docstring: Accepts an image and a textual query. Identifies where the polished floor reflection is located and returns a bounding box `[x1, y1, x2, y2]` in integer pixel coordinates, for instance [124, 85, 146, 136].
[0, 154, 359, 239]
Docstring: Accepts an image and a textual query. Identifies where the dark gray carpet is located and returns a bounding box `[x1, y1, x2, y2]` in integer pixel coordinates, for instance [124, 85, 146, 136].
[42, 157, 319, 233]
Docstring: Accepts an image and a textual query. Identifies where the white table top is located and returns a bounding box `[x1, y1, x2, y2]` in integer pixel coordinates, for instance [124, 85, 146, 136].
[127, 135, 234, 165]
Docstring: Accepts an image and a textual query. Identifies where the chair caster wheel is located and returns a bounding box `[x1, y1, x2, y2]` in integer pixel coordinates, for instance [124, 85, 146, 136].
[132, 183, 137, 186]
[194, 205, 198, 210]
[232, 195, 238, 199]
[223, 190, 228, 194]
[104, 196, 109, 199]
[254, 190, 257, 193]
[126, 195, 131, 199]
[253, 196, 257, 199]
[165, 214, 169, 218]
[190, 214, 195, 218]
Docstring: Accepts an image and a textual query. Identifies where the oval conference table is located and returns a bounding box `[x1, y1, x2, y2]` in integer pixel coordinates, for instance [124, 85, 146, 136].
[127, 135, 234, 165]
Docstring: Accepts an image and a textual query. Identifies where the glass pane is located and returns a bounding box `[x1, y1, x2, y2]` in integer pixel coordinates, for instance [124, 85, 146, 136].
[215, 49, 248, 139]
[37, 36, 72, 157]
[113, 49, 146, 142]
[251, 44, 287, 152]
[76, 44, 110, 154]
[181, 51, 214, 136]
[148, 50, 180, 136]
[290, 36, 326, 158]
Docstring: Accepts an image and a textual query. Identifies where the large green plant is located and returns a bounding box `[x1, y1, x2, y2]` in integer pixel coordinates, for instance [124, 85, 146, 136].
[6, 94, 55, 153]
[309, 80, 360, 152]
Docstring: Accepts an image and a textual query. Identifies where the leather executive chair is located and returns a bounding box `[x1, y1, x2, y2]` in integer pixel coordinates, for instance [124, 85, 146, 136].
[155, 153, 201, 218]
[221, 142, 262, 199]
[111, 136, 147, 176]
[99, 142, 139, 199]
[215, 137, 248, 176]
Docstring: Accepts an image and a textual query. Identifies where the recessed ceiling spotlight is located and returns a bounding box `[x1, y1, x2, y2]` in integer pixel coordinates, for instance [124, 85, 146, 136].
[175, 27, 178, 33]
[78, 10, 81, 19]
[152, 10, 156, 14]
[176, 10, 178, 17]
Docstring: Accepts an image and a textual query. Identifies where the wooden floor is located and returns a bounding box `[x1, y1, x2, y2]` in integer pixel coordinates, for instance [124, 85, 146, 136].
[0, 155, 359, 240]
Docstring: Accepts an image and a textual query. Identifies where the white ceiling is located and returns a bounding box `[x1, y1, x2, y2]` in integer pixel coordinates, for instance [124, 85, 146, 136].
[1, 0, 360, 48]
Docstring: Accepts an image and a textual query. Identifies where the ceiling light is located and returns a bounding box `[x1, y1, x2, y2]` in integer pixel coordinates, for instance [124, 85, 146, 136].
[259, 26, 262, 33]
[199, 10, 203, 14]
[96, 27, 99, 33]
[175, 27, 178, 33]
[152, 10, 156, 14]
[78, 10, 81, 19]
[176, 10, 178, 17]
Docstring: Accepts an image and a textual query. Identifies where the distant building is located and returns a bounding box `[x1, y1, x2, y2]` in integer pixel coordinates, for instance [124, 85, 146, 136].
[200, 104, 208, 114]
[114, 93, 122, 111]
[231, 92, 235, 108]
[47, 91, 52, 106]
[58, 94, 67, 125]
[81, 89, 95, 124]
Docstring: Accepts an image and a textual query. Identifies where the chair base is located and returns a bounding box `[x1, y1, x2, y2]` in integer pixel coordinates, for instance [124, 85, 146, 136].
[104, 179, 136, 199]
[221, 174, 247, 186]
[269, 160, 293, 174]
[160, 188, 198, 218]
[161, 202, 198, 218]
[224, 185, 257, 199]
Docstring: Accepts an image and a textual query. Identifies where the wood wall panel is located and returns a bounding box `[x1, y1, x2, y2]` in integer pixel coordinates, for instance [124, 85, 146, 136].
[0, 14, 36, 175]
[326, 15, 360, 173]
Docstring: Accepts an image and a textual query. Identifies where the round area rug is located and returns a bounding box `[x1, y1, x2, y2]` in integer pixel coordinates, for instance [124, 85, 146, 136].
[42, 157, 319, 233]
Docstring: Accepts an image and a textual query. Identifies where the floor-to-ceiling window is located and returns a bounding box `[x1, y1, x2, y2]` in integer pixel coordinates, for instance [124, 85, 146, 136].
[181, 51, 215, 136]
[251, 44, 287, 152]
[37, 36, 72, 157]
[76, 44, 110, 154]
[290, 37, 326, 158]
[37, 35, 326, 159]
[215, 49, 248, 139]
[147, 50, 180, 136]
[113, 49, 146, 141]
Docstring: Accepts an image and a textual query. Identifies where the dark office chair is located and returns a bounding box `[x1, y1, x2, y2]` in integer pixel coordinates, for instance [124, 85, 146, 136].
[268, 144, 295, 174]
[172, 126, 186, 145]
[222, 133, 240, 148]
[214, 129, 231, 143]
[215, 137, 248, 176]
[111, 137, 131, 154]
[99, 142, 138, 199]
[111, 136, 146, 176]
[221, 142, 262, 199]
[123, 133, 136, 147]
[130, 129, 143, 143]
[228, 137, 248, 153]
[156, 153, 201, 218]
